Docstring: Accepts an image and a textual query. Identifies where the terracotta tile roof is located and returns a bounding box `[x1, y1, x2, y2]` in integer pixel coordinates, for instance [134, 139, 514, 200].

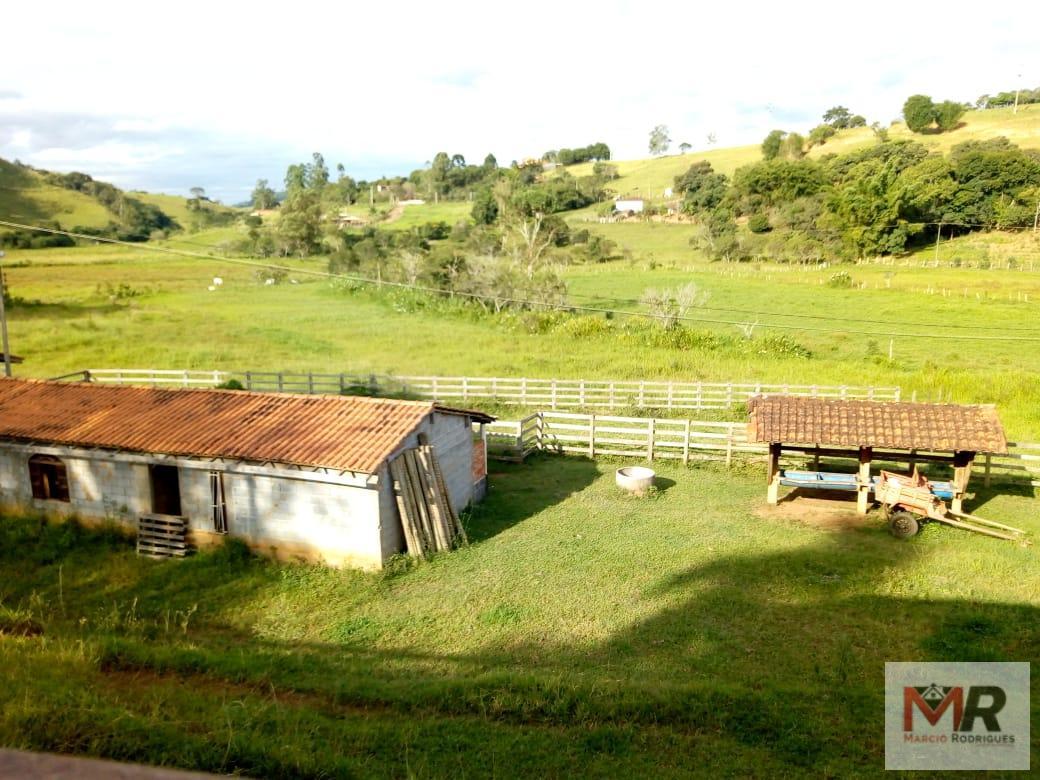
[747, 395, 1007, 454]
[0, 379, 493, 473]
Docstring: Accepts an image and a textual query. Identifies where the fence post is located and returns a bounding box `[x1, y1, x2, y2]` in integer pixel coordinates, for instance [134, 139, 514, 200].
[522, 377, 528, 406]
[551, 380, 557, 410]
[182, 370, 189, 388]
[462, 376, 469, 402]
[647, 418, 656, 461]
[726, 427, 734, 468]
[277, 372, 284, 393]
[537, 412, 544, 451]
[683, 419, 691, 465]
[984, 453, 992, 487]
[369, 374, 378, 395]
[726, 383, 733, 406]
[609, 382, 616, 409]
[432, 376, 439, 399]
[638, 381, 645, 408]
[245, 371, 252, 390]
[308, 372, 315, 394]
[696, 382, 703, 409]
[667, 382, 673, 410]
[580, 379, 585, 407]
[589, 413, 595, 458]
[339, 373, 346, 394]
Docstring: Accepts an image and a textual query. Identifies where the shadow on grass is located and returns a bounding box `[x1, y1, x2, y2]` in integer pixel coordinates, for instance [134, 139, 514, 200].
[466, 453, 599, 542]
[2, 458, 1037, 776]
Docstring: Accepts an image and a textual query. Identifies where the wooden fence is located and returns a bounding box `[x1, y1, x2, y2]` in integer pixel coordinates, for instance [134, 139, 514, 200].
[485, 412, 1040, 490]
[78, 369, 902, 410]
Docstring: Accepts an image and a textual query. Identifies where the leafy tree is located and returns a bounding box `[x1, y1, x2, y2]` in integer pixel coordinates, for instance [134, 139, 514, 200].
[808, 124, 836, 147]
[285, 164, 307, 193]
[276, 188, 323, 256]
[781, 133, 806, 159]
[679, 142, 692, 154]
[934, 100, 966, 132]
[189, 186, 206, 200]
[307, 153, 329, 190]
[823, 106, 852, 127]
[761, 130, 786, 160]
[903, 95, 936, 133]
[648, 125, 671, 156]
[251, 179, 277, 210]
[592, 162, 618, 180]
[674, 161, 729, 213]
[471, 187, 498, 225]
[483, 153, 498, 170]
[848, 114, 867, 128]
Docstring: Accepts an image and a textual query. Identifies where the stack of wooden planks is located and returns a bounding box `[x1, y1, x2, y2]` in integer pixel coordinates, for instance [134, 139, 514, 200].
[389, 445, 467, 557]
[137, 513, 189, 558]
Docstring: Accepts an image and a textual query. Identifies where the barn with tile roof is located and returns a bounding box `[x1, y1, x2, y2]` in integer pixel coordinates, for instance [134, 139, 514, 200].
[0, 379, 493, 569]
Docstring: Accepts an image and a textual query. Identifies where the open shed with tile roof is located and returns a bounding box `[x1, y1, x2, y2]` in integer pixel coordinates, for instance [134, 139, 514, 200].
[0, 379, 493, 569]
[747, 395, 1007, 514]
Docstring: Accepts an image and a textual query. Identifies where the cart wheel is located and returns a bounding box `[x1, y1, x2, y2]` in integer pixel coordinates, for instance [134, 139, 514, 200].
[889, 511, 920, 540]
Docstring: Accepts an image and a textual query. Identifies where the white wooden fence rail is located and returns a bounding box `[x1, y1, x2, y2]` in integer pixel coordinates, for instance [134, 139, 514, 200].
[79, 369, 902, 410]
[486, 412, 1040, 488]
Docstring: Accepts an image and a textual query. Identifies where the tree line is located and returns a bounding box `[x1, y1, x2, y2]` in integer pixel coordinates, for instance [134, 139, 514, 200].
[675, 135, 1040, 262]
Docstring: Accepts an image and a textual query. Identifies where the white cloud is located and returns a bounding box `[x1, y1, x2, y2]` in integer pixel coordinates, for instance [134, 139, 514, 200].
[1, 0, 1036, 200]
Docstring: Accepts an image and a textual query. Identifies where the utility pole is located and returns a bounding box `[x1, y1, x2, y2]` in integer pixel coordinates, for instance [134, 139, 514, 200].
[1014, 74, 1022, 114]
[0, 251, 11, 377]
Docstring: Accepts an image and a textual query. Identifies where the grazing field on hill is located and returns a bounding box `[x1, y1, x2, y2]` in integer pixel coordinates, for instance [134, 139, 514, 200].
[0, 457, 1036, 777]
[129, 192, 239, 229]
[4, 239, 1040, 436]
[0, 160, 113, 230]
[561, 105, 1040, 204]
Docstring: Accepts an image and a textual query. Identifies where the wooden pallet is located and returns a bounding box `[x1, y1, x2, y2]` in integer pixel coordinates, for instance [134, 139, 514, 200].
[137, 513, 190, 558]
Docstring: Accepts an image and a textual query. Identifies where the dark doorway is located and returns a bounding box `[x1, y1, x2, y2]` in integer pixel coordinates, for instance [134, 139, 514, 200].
[150, 465, 182, 516]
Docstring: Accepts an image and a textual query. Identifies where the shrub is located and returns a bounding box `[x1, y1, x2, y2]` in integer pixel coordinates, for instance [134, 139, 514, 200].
[827, 271, 854, 289]
[748, 214, 771, 233]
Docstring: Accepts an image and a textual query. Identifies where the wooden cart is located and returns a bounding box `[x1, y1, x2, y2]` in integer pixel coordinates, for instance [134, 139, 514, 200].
[874, 470, 1028, 543]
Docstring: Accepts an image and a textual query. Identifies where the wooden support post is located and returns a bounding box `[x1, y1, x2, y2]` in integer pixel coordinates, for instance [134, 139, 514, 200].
[951, 450, 974, 514]
[984, 453, 992, 488]
[857, 447, 872, 515]
[588, 414, 596, 458]
[683, 419, 691, 465]
[725, 427, 734, 467]
[812, 445, 820, 471]
[767, 443, 781, 505]
[647, 418, 656, 461]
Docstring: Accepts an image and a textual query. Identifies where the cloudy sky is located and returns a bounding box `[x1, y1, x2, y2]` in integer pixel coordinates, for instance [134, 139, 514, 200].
[2, 1, 1035, 202]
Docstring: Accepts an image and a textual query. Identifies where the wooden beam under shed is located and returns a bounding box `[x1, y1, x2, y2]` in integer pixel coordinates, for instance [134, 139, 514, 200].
[857, 447, 872, 515]
[766, 443, 781, 505]
[951, 450, 975, 514]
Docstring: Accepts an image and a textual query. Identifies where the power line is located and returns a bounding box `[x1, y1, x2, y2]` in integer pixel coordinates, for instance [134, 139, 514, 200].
[3, 217, 1040, 342]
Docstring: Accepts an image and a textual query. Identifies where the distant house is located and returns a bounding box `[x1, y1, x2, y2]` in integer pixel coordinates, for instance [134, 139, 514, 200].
[614, 197, 645, 214]
[0, 379, 493, 569]
[335, 212, 367, 228]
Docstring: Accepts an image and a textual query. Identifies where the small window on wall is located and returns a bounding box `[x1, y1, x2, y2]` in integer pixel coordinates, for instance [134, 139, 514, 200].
[29, 455, 70, 502]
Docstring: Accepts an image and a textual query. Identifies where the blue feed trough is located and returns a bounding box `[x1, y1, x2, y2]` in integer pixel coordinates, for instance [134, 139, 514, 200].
[779, 470, 955, 499]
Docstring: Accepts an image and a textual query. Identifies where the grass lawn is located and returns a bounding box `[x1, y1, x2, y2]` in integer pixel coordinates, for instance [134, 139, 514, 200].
[1, 455, 1036, 777]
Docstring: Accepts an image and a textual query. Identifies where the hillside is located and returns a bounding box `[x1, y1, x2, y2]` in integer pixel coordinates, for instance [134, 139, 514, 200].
[129, 191, 239, 229]
[0, 159, 113, 230]
[562, 105, 1040, 202]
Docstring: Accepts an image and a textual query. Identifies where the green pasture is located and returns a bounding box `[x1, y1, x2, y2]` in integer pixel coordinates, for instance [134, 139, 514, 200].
[4, 233, 1040, 436]
[0, 160, 112, 230]
[0, 455, 1036, 777]
[561, 105, 1040, 204]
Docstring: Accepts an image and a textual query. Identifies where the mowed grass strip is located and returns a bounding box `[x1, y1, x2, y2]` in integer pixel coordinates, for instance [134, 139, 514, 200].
[0, 458, 1037, 776]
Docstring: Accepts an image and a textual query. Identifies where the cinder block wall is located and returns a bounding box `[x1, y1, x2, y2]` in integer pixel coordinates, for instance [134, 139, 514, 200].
[0, 444, 386, 569]
[0, 448, 147, 526]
